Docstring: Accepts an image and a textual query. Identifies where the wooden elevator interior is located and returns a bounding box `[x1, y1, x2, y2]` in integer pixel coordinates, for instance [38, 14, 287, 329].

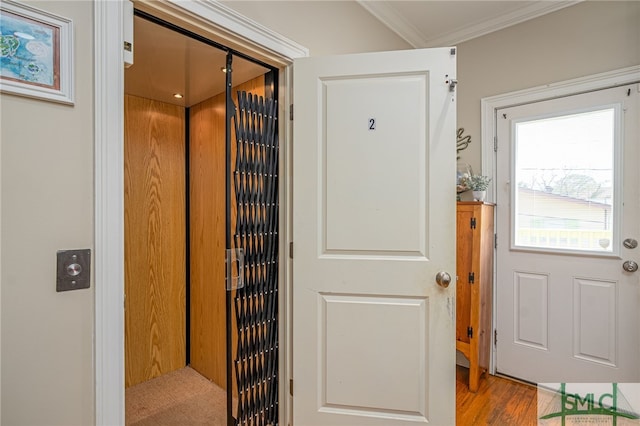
[123, 12, 271, 398]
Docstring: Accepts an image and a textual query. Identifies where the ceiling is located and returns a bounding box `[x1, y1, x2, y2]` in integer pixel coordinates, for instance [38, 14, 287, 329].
[125, 16, 269, 107]
[357, 1, 581, 48]
[125, 1, 581, 106]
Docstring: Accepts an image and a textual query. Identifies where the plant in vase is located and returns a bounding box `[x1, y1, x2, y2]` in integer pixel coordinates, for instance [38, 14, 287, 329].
[459, 174, 491, 201]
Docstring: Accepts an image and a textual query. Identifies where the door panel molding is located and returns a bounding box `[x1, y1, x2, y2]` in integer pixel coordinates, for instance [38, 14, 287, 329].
[513, 271, 548, 350]
[320, 294, 427, 417]
[573, 277, 617, 366]
[321, 74, 428, 258]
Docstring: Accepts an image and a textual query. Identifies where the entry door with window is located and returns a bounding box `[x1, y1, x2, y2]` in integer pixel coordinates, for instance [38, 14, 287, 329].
[292, 48, 457, 425]
[495, 85, 640, 383]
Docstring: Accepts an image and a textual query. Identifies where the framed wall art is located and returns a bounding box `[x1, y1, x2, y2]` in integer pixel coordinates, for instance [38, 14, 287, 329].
[0, 0, 74, 105]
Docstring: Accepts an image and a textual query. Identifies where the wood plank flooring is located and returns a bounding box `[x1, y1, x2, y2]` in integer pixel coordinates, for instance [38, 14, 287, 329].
[457, 366, 538, 425]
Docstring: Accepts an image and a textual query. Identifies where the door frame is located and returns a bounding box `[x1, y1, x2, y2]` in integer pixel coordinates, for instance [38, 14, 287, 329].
[480, 65, 640, 375]
[94, 2, 307, 424]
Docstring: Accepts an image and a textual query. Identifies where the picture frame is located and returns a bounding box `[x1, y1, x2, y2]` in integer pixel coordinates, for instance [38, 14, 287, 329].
[0, 0, 74, 105]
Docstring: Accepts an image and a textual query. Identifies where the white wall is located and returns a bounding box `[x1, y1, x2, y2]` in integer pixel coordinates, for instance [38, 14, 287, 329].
[0, 1, 94, 425]
[457, 1, 640, 174]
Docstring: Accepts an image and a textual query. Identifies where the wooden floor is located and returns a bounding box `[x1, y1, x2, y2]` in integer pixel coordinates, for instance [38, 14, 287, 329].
[457, 366, 538, 425]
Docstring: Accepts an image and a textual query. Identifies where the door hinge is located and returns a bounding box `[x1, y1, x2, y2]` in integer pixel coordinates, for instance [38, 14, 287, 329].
[468, 272, 475, 284]
[289, 242, 293, 259]
[494, 136, 498, 152]
[494, 329, 497, 346]
[495, 233, 498, 249]
[467, 326, 473, 339]
[289, 379, 293, 396]
[289, 104, 293, 121]
[470, 217, 476, 229]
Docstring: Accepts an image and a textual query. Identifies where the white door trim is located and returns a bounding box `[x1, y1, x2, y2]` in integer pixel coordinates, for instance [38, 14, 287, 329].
[94, 2, 306, 424]
[480, 64, 640, 375]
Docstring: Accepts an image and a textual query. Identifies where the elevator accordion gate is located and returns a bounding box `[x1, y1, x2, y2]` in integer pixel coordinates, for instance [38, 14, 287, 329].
[230, 90, 279, 426]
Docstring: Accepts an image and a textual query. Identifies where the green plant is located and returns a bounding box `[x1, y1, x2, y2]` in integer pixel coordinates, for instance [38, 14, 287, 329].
[460, 174, 491, 191]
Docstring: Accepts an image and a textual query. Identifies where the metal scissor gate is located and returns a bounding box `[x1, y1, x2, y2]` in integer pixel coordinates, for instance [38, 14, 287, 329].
[230, 90, 279, 426]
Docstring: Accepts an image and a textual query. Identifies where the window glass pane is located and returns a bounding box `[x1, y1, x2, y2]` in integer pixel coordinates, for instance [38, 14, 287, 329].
[514, 108, 615, 252]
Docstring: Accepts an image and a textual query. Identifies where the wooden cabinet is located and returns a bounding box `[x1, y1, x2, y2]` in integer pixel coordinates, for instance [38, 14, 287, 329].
[456, 202, 494, 392]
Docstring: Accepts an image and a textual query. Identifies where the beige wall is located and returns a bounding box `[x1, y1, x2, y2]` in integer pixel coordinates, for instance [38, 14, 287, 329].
[0, 1, 94, 425]
[457, 1, 640, 174]
[220, 1, 412, 55]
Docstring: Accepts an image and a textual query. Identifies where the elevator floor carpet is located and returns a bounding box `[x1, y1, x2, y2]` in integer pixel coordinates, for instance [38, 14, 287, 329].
[126, 366, 227, 425]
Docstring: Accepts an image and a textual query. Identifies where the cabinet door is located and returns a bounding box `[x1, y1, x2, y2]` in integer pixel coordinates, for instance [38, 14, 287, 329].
[456, 207, 475, 344]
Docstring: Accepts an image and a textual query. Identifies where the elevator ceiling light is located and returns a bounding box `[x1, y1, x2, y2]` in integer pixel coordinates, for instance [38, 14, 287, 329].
[173, 93, 184, 99]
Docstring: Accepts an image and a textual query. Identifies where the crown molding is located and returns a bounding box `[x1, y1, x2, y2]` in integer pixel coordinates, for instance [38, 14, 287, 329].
[357, 1, 429, 48]
[358, 1, 582, 49]
[426, 1, 582, 47]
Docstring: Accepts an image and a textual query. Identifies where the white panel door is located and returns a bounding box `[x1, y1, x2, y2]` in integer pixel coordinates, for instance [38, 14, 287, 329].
[496, 85, 640, 383]
[292, 48, 457, 426]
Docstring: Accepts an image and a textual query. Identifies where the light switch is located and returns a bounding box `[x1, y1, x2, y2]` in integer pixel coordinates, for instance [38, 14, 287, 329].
[57, 249, 91, 292]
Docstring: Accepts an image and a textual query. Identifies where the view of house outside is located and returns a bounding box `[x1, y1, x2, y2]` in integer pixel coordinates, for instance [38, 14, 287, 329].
[514, 108, 615, 252]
